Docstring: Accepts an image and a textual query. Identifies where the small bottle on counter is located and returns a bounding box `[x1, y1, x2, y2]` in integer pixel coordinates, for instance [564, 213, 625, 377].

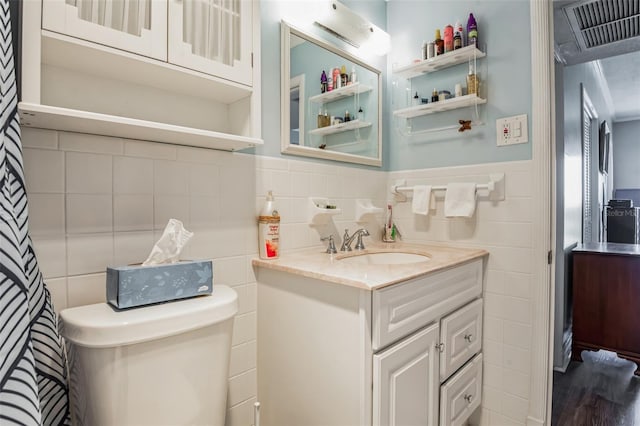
[320, 70, 328, 93]
[413, 91, 420, 106]
[344, 110, 351, 122]
[258, 191, 280, 260]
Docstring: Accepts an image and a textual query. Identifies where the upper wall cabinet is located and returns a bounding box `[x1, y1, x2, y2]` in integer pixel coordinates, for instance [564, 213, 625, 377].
[42, 0, 252, 86]
[168, 0, 253, 86]
[42, 0, 168, 61]
[21, 0, 262, 151]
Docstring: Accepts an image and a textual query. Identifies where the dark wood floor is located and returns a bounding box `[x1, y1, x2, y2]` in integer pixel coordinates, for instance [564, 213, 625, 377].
[552, 350, 640, 425]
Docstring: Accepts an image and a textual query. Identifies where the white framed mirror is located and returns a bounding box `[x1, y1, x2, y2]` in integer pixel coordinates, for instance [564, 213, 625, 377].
[280, 21, 382, 167]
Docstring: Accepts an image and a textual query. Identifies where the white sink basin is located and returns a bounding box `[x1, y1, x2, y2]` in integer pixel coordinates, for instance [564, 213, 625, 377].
[339, 252, 430, 265]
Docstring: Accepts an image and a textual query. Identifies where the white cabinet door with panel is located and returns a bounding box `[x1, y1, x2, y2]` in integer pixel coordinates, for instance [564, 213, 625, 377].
[42, 0, 167, 60]
[373, 324, 440, 426]
[168, 0, 253, 86]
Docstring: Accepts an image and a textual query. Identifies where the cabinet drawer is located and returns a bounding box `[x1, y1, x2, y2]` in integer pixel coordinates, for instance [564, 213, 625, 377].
[373, 259, 482, 351]
[439, 298, 483, 381]
[439, 353, 483, 426]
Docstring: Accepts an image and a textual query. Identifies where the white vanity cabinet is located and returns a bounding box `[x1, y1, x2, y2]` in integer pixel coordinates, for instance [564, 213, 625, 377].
[256, 257, 485, 426]
[20, 0, 261, 151]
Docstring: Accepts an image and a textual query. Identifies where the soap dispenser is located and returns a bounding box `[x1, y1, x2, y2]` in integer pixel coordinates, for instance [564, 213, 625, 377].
[258, 191, 280, 259]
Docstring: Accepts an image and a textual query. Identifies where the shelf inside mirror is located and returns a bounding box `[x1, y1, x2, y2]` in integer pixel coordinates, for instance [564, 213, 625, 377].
[308, 119, 372, 136]
[393, 94, 486, 119]
[308, 82, 372, 104]
[393, 45, 486, 80]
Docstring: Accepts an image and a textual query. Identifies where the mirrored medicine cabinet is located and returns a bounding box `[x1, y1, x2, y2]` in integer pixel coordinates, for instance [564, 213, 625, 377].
[280, 21, 382, 167]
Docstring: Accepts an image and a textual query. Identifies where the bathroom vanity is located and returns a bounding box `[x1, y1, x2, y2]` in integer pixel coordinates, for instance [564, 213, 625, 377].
[253, 243, 487, 426]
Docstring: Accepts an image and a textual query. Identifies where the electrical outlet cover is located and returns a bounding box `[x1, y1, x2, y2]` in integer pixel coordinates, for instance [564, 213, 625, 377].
[496, 114, 528, 146]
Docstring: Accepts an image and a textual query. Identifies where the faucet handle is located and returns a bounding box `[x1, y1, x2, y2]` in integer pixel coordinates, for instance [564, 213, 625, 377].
[321, 235, 337, 254]
[340, 228, 352, 252]
[354, 229, 370, 250]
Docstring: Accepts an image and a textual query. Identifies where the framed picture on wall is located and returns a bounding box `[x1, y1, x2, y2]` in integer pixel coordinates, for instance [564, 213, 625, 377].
[599, 120, 610, 174]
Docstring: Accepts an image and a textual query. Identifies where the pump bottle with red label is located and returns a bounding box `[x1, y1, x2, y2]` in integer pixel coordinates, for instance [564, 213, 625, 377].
[258, 191, 280, 259]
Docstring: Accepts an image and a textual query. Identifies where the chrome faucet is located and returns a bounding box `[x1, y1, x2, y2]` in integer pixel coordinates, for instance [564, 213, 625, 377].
[340, 228, 370, 251]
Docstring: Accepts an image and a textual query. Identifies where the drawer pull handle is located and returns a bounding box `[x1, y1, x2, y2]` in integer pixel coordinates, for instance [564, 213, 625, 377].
[435, 343, 444, 352]
[464, 333, 474, 343]
[464, 394, 473, 403]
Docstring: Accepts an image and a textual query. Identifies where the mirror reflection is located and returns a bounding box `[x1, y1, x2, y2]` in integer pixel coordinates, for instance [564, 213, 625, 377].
[281, 21, 382, 167]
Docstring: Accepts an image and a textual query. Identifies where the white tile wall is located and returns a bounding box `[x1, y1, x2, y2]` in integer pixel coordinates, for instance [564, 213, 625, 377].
[24, 129, 534, 425]
[24, 129, 385, 426]
[389, 161, 535, 426]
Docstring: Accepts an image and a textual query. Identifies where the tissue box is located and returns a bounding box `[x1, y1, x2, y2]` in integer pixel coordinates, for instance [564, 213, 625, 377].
[106, 260, 213, 309]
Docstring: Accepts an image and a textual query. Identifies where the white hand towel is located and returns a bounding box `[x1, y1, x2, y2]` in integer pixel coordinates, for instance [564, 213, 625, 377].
[412, 185, 432, 216]
[444, 183, 477, 218]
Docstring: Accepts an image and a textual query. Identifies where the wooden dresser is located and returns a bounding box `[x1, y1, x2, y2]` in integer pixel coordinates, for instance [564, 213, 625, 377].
[572, 243, 640, 373]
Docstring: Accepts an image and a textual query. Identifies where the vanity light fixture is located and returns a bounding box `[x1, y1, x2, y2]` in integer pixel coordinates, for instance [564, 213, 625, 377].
[314, 1, 390, 56]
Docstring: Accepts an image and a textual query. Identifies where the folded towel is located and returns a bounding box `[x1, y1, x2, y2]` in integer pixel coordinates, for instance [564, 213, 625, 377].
[412, 185, 432, 215]
[444, 183, 477, 218]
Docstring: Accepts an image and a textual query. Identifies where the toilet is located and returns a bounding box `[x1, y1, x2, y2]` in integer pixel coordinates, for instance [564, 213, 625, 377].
[59, 285, 238, 426]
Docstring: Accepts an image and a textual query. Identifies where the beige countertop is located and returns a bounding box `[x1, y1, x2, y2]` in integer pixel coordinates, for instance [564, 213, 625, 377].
[252, 242, 488, 290]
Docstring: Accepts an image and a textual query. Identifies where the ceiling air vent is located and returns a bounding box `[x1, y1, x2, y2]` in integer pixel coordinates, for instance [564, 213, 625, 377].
[565, 0, 640, 50]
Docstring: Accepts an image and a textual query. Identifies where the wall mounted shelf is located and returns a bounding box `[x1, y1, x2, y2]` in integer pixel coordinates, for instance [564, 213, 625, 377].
[308, 82, 372, 104]
[308, 119, 372, 136]
[393, 95, 487, 119]
[355, 199, 383, 223]
[308, 197, 342, 226]
[393, 45, 486, 79]
[18, 102, 263, 151]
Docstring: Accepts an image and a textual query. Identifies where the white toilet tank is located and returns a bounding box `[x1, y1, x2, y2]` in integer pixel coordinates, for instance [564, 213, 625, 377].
[60, 285, 238, 426]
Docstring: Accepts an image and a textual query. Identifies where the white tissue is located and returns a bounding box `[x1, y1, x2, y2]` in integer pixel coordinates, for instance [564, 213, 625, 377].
[142, 219, 194, 266]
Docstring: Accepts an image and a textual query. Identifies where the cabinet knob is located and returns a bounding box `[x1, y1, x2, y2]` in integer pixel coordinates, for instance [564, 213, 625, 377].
[435, 342, 444, 353]
[464, 333, 474, 343]
[464, 394, 473, 403]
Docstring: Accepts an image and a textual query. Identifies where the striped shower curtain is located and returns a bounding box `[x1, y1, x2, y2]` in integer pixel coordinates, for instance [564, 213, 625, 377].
[0, 0, 71, 424]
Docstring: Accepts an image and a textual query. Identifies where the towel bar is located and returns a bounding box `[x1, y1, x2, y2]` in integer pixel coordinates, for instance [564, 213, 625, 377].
[391, 172, 505, 201]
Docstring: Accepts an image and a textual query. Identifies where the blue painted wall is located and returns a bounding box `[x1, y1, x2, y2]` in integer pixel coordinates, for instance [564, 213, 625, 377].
[386, 0, 533, 171]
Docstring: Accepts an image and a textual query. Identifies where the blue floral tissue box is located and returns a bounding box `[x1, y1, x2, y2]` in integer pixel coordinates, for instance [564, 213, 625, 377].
[106, 260, 213, 309]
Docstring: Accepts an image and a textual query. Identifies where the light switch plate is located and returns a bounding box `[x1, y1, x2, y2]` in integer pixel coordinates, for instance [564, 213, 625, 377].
[496, 114, 528, 146]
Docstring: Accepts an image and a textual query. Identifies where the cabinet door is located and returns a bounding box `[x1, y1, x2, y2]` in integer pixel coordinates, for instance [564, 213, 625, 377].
[168, 0, 253, 86]
[439, 298, 483, 382]
[42, 0, 167, 60]
[373, 324, 439, 426]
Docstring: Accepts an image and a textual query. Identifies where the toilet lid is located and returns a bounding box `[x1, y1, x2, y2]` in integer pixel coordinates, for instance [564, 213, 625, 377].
[59, 285, 237, 348]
